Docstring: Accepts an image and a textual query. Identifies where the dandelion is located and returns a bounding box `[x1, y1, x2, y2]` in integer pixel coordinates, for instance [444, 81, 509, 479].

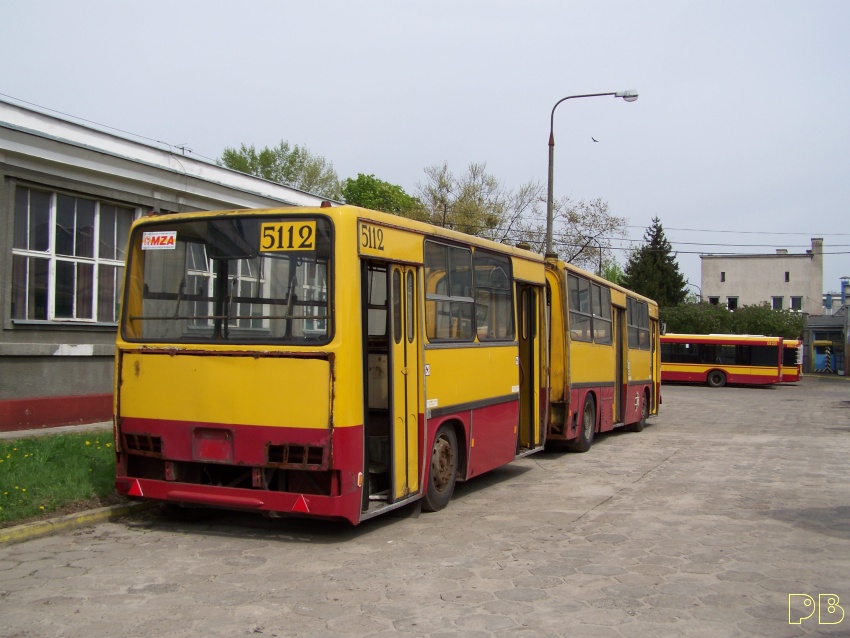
[106, 443, 112, 448]
[39, 506, 44, 510]
[21, 488, 26, 492]
[85, 441, 91, 446]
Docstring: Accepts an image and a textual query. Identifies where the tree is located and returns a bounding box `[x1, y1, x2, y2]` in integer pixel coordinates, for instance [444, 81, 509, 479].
[660, 302, 732, 334]
[600, 259, 625, 285]
[341, 174, 424, 219]
[621, 217, 688, 307]
[660, 302, 804, 338]
[512, 197, 627, 273]
[414, 162, 542, 244]
[730, 303, 804, 338]
[219, 141, 342, 199]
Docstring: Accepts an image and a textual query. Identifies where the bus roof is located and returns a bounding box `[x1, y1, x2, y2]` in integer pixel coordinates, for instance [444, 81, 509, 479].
[129, 204, 546, 264]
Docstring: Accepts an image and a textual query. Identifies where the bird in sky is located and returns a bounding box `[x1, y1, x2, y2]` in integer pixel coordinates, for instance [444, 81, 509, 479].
[591, 137, 599, 142]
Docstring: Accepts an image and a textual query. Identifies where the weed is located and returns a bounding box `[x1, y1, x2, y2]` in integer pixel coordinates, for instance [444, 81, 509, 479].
[0, 432, 117, 526]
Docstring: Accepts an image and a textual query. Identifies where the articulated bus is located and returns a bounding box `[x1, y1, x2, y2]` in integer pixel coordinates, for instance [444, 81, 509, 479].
[660, 333, 783, 388]
[113, 205, 659, 524]
[781, 338, 802, 382]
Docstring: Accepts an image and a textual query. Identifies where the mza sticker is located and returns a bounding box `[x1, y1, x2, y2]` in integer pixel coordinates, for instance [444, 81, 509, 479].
[142, 231, 177, 250]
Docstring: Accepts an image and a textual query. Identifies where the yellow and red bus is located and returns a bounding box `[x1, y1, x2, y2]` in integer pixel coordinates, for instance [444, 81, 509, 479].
[781, 338, 802, 382]
[660, 333, 783, 387]
[545, 262, 660, 451]
[113, 205, 659, 524]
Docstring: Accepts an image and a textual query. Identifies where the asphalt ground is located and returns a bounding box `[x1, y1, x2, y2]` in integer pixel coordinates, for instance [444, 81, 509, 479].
[0, 376, 848, 637]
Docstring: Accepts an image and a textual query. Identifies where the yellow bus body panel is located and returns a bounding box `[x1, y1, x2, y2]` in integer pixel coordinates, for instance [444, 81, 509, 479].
[568, 341, 616, 385]
[119, 352, 331, 429]
[425, 346, 518, 408]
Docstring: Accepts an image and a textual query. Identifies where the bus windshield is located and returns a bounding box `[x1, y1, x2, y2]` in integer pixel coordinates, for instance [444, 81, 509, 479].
[121, 215, 333, 344]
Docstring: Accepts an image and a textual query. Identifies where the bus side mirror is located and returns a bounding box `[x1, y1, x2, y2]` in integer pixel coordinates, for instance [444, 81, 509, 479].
[660, 322, 667, 335]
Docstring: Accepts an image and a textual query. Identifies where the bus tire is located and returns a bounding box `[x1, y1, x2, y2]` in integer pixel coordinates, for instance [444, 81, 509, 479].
[422, 425, 458, 512]
[628, 392, 648, 432]
[707, 370, 727, 388]
[569, 396, 595, 453]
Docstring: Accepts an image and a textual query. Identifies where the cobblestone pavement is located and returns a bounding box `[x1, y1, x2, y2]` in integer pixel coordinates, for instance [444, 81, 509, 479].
[1, 378, 848, 637]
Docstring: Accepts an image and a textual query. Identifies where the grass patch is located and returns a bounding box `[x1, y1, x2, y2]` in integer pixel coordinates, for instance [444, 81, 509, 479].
[0, 431, 121, 527]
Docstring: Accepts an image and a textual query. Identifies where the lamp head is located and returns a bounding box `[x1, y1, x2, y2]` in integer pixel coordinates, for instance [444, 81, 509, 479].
[615, 90, 639, 102]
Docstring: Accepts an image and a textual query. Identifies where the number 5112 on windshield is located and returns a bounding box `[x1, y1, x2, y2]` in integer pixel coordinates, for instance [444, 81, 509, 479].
[260, 221, 316, 252]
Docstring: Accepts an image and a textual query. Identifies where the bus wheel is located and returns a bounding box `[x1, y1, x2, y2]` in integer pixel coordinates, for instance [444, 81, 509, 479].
[707, 371, 727, 388]
[628, 392, 648, 432]
[569, 397, 595, 453]
[423, 425, 458, 512]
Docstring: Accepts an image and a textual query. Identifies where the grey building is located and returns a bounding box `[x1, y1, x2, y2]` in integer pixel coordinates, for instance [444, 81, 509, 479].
[1, 99, 328, 430]
[700, 238, 823, 315]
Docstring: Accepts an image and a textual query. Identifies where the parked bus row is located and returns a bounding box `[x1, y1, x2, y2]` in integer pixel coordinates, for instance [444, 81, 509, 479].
[113, 204, 660, 524]
[660, 333, 802, 387]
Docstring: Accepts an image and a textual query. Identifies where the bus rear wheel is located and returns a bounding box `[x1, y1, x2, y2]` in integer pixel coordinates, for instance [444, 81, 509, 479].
[707, 371, 727, 388]
[569, 396, 595, 453]
[423, 425, 458, 512]
[628, 392, 648, 432]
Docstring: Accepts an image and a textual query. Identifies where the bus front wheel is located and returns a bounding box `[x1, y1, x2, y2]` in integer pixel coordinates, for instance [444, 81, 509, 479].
[707, 371, 727, 388]
[423, 425, 458, 512]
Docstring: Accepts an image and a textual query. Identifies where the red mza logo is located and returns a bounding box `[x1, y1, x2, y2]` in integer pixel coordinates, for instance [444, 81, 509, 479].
[142, 231, 177, 250]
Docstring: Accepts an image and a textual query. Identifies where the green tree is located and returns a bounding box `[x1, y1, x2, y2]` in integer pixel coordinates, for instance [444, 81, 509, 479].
[621, 217, 688, 307]
[660, 302, 804, 338]
[730, 303, 804, 339]
[600, 259, 625, 285]
[219, 140, 342, 199]
[660, 302, 732, 334]
[341, 174, 424, 219]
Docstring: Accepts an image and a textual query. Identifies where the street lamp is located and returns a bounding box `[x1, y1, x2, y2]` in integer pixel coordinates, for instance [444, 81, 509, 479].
[546, 90, 638, 256]
[686, 281, 702, 302]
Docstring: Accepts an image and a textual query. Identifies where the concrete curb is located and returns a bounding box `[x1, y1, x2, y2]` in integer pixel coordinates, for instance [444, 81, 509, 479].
[0, 501, 154, 546]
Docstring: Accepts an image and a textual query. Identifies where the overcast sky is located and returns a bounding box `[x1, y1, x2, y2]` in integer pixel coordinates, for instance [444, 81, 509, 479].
[3, 1, 848, 294]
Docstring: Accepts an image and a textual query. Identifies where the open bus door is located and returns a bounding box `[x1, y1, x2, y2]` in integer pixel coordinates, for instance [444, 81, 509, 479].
[516, 283, 545, 454]
[361, 259, 420, 513]
[615, 306, 626, 423]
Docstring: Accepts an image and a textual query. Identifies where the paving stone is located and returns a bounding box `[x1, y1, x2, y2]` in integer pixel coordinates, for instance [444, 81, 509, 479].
[1, 380, 849, 637]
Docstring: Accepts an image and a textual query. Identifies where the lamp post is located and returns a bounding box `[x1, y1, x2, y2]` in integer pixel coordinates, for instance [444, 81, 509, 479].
[686, 281, 702, 302]
[546, 90, 638, 256]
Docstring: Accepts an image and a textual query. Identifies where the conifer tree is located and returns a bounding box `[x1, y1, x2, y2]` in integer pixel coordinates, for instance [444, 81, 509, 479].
[621, 217, 688, 307]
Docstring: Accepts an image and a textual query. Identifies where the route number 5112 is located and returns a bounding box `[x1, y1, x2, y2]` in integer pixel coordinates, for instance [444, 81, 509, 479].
[260, 221, 316, 252]
[360, 223, 385, 251]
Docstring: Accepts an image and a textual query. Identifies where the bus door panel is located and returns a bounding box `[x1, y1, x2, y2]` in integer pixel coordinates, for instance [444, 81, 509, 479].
[390, 265, 420, 500]
[615, 307, 626, 424]
[516, 283, 542, 452]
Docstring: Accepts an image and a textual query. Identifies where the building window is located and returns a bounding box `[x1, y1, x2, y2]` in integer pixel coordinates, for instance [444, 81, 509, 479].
[11, 186, 136, 323]
[785, 271, 790, 282]
[708, 297, 719, 305]
[772, 296, 783, 310]
[790, 296, 802, 311]
[720, 272, 726, 282]
[727, 297, 738, 311]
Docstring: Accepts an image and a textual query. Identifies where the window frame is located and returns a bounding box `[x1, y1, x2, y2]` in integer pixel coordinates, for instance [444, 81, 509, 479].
[626, 296, 650, 350]
[568, 274, 612, 345]
[11, 185, 137, 325]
